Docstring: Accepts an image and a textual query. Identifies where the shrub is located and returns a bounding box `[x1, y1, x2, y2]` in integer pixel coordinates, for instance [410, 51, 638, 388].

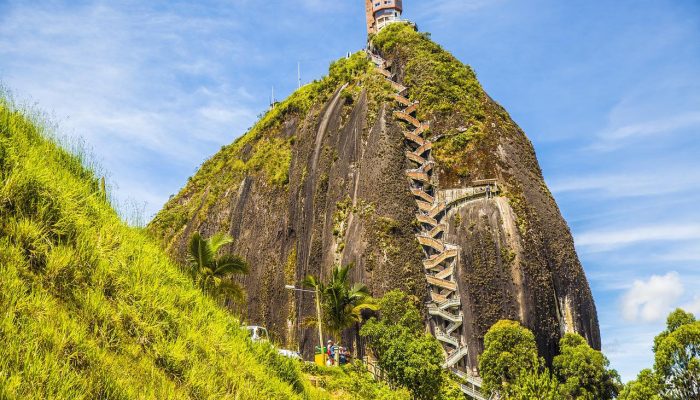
[478, 320, 540, 394]
[552, 333, 621, 400]
[360, 290, 448, 400]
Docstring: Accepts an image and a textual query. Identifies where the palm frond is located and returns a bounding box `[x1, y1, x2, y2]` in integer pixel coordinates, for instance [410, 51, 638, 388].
[350, 282, 370, 297]
[187, 232, 202, 262]
[302, 274, 321, 290]
[215, 254, 249, 276]
[188, 232, 214, 271]
[333, 263, 351, 285]
[208, 232, 234, 254]
[215, 279, 245, 303]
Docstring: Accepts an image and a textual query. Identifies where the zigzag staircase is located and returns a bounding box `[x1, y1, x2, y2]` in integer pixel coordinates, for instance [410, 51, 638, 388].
[368, 49, 499, 400]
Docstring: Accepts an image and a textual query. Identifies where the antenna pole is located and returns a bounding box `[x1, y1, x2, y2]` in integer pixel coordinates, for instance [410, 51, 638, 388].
[297, 62, 301, 89]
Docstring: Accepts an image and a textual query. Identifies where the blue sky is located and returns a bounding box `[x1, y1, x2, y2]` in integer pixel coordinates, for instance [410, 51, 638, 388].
[1, 0, 698, 381]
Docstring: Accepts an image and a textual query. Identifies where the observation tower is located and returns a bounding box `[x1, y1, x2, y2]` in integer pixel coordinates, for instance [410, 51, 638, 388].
[365, 0, 403, 34]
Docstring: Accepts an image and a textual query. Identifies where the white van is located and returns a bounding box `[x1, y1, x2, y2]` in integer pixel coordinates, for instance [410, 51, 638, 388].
[245, 326, 269, 342]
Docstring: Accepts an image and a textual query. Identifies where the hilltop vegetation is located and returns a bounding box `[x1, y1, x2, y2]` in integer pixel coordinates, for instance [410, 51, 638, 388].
[372, 23, 510, 179]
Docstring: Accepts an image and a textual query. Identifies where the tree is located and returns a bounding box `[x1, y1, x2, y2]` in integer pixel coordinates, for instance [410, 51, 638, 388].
[664, 308, 696, 332]
[619, 369, 662, 400]
[507, 369, 560, 400]
[653, 309, 699, 399]
[360, 290, 446, 400]
[187, 232, 248, 302]
[303, 263, 377, 354]
[478, 320, 540, 395]
[553, 333, 621, 400]
[319, 264, 378, 341]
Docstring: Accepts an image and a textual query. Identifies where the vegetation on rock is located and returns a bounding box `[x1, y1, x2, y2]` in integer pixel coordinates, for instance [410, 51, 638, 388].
[149, 21, 601, 372]
[372, 23, 494, 177]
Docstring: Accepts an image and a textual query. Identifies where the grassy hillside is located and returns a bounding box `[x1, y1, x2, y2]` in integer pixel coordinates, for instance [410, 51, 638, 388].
[0, 92, 327, 399]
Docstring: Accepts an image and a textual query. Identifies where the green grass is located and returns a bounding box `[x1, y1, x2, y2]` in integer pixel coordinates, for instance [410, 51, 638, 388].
[302, 362, 410, 400]
[0, 91, 330, 399]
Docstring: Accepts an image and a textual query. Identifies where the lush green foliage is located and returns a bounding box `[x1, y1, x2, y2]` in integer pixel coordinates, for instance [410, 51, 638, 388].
[302, 361, 410, 400]
[186, 231, 248, 303]
[619, 369, 662, 400]
[0, 94, 324, 399]
[478, 320, 540, 394]
[552, 333, 621, 399]
[478, 311, 698, 399]
[653, 309, 699, 399]
[504, 369, 561, 400]
[245, 137, 293, 185]
[479, 321, 622, 400]
[360, 290, 454, 400]
[618, 309, 699, 399]
[304, 264, 377, 342]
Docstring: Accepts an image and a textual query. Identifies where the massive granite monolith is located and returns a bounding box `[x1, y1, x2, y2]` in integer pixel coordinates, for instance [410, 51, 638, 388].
[148, 23, 600, 369]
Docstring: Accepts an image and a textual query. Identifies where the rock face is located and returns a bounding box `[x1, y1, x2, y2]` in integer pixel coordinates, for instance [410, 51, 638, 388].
[149, 24, 600, 368]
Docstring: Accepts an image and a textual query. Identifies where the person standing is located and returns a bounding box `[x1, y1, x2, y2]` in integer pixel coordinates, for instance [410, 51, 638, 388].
[326, 340, 334, 366]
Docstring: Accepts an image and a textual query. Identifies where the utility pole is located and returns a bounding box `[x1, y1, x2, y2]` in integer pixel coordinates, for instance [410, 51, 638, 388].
[314, 286, 324, 363]
[285, 285, 325, 364]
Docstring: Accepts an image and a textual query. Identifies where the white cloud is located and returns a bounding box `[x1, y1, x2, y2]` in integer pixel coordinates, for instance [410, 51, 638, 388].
[603, 112, 700, 142]
[621, 272, 684, 322]
[590, 69, 700, 152]
[575, 224, 700, 250]
[0, 1, 260, 218]
[592, 112, 700, 151]
[549, 171, 700, 197]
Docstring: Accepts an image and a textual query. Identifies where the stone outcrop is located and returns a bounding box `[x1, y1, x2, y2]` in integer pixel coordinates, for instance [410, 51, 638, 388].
[148, 25, 600, 369]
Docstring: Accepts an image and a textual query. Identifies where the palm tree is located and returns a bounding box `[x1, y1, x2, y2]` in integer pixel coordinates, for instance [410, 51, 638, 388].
[304, 264, 378, 362]
[187, 232, 249, 303]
